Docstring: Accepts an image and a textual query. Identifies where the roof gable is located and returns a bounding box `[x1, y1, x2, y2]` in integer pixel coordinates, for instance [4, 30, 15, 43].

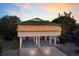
[17, 18, 62, 26]
[17, 18, 51, 25]
[27, 18, 45, 21]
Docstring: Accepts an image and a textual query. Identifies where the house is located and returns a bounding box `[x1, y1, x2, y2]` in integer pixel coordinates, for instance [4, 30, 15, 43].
[16, 18, 62, 49]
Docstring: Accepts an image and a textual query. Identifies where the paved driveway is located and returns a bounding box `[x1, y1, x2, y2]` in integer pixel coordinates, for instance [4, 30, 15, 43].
[20, 39, 67, 56]
[2, 40, 67, 56]
[20, 46, 67, 56]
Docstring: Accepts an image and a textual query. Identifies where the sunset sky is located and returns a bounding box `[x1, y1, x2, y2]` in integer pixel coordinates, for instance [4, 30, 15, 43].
[0, 3, 79, 23]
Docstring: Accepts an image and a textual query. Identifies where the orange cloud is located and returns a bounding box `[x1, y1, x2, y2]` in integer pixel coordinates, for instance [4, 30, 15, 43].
[15, 3, 79, 13]
[40, 3, 78, 12]
[6, 3, 79, 22]
[73, 13, 79, 16]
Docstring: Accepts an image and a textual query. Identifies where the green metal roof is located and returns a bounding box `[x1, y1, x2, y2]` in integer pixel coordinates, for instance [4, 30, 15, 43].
[17, 18, 62, 26]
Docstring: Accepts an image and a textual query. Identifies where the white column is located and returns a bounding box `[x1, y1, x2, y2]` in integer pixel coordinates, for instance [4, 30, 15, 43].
[20, 37, 22, 49]
[49, 36, 52, 45]
[38, 37, 40, 48]
[45, 36, 47, 41]
[57, 37, 60, 44]
[33, 37, 35, 42]
[36, 37, 38, 45]
[54, 36, 57, 46]
[19, 37, 22, 56]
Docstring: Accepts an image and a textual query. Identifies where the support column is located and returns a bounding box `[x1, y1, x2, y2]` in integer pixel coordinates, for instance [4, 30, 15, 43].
[49, 36, 52, 45]
[57, 37, 60, 44]
[36, 37, 38, 45]
[54, 36, 57, 46]
[19, 37, 22, 56]
[38, 37, 40, 48]
[20, 37, 22, 49]
[45, 36, 47, 41]
[33, 37, 36, 42]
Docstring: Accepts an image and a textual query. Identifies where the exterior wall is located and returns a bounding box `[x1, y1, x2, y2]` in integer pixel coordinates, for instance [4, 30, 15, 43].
[18, 31, 61, 37]
[17, 25, 62, 32]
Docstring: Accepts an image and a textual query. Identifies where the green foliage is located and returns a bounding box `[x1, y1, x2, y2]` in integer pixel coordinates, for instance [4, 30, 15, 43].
[52, 12, 76, 43]
[12, 37, 19, 49]
[52, 12, 76, 33]
[59, 33, 68, 44]
[0, 36, 4, 55]
[75, 31, 79, 46]
[0, 39, 3, 51]
[0, 15, 20, 40]
[76, 24, 79, 29]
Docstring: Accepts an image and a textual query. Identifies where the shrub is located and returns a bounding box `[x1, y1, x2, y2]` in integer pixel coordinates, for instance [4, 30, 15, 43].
[75, 31, 79, 46]
[12, 37, 19, 49]
[0, 36, 4, 55]
[59, 33, 68, 44]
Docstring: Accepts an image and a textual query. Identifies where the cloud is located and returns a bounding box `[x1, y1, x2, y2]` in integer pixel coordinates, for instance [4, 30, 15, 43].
[14, 3, 79, 14]
[5, 3, 79, 22]
[6, 10, 20, 16]
[71, 12, 79, 23]
[6, 9, 28, 21]
[39, 3, 79, 12]
[15, 3, 32, 10]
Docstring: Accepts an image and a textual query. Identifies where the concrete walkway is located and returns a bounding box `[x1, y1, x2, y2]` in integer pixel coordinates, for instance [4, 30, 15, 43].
[20, 46, 67, 56]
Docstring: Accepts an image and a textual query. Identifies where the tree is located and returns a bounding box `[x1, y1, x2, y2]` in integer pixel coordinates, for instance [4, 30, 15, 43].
[0, 15, 20, 40]
[0, 36, 4, 55]
[76, 24, 79, 29]
[12, 37, 19, 49]
[75, 30, 79, 46]
[52, 12, 76, 44]
[52, 12, 76, 33]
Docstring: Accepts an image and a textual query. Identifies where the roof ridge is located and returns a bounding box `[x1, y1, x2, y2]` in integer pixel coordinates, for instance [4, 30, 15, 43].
[27, 17, 45, 21]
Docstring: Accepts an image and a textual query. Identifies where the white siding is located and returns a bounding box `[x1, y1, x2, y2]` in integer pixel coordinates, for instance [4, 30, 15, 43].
[18, 31, 61, 37]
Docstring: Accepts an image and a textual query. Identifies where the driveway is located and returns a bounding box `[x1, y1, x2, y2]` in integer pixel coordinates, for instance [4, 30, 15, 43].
[20, 46, 67, 56]
[2, 40, 67, 56]
[20, 39, 67, 56]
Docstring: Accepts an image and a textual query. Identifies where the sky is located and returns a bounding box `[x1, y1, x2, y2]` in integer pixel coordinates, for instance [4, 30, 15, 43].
[0, 3, 79, 23]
